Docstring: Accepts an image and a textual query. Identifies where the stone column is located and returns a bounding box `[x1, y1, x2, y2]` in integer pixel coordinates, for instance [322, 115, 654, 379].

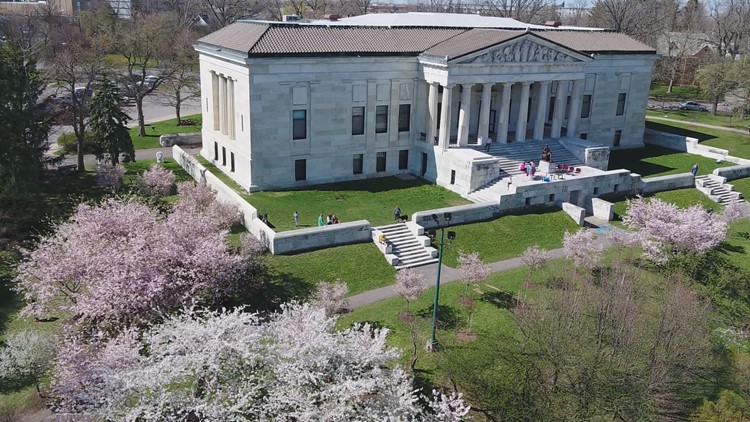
[533, 81, 549, 141]
[228, 78, 235, 139]
[497, 82, 513, 144]
[218, 75, 226, 135]
[550, 80, 567, 138]
[426, 82, 439, 144]
[457, 84, 472, 146]
[566, 79, 585, 138]
[515, 81, 531, 142]
[438, 84, 454, 150]
[478, 83, 493, 145]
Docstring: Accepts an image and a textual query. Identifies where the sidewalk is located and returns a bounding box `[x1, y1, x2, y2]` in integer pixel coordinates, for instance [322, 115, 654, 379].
[647, 115, 750, 135]
[348, 227, 613, 309]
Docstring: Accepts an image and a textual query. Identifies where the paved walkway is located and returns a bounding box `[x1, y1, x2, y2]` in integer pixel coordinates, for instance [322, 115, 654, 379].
[348, 226, 614, 309]
[647, 115, 750, 135]
[58, 146, 200, 167]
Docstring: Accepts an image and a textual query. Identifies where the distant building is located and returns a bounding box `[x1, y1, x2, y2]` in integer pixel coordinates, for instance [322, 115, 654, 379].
[655, 32, 713, 86]
[195, 12, 656, 194]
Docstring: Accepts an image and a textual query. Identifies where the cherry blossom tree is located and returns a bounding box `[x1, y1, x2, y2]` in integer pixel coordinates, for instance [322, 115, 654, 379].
[173, 181, 241, 229]
[53, 303, 470, 421]
[721, 201, 750, 223]
[563, 229, 603, 272]
[623, 196, 728, 264]
[135, 164, 176, 197]
[14, 198, 248, 328]
[0, 330, 57, 395]
[395, 268, 429, 313]
[457, 251, 491, 332]
[310, 280, 349, 316]
[95, 163, 125, 190]
[520, 245, 549, 303]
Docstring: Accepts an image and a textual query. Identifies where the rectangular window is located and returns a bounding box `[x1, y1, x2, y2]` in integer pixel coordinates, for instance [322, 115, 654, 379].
[549, 194, 555, 202]
[398, 104, 411, 132]
[214, 141, 219, 161]
[221, 147, 226, 166]
[614, 130, 622, 146]
[376, 105, 388, 133]
[616, 93, 626, 116]
[450, 169, 456, 185]
[581, 95, 592, 119]
[295, 159, 306, 181]
[353, 154, 363, 174]
[593, 187, 599, 195]
[241, 115, 244, 132]
[399, 149, 408, 170]
[230, 152, 235, 172]
[352, 106, 365, 135]
[376, 151, 386, 172]
[548, 97, 555, 121]
[580, 133, 588, 140]
[565, 96, 571, 119]
[292, 109, 306, 140]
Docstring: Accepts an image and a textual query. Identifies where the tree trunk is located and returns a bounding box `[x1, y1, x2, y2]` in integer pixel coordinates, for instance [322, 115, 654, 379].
[410, 336, 418, 371]
[712, 95, 719, 116]
[667, 78, 674, 94]
[75, 115, 86, 173]
[175, 95, 182, 125]
[137, 96, 146, 137]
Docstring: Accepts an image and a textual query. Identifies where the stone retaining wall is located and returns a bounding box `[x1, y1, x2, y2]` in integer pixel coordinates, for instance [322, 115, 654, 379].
[173, 146, 371, 255]
[639, 173, 695, 194]
[644, 128, 750, 165]
[713, 164, 750, 181]
[161, 133, 202, 147]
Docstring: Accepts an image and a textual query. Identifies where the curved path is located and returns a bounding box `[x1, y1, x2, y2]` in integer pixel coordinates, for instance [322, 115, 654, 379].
[646, 115, 750, 135]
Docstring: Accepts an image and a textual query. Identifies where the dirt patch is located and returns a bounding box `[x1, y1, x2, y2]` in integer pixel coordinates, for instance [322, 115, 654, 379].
[456, 329, 477, 343]
[397, 312, 416, 323]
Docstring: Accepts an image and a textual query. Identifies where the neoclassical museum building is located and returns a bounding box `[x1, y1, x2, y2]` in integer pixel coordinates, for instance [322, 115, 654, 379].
[195, 13, 657, 194]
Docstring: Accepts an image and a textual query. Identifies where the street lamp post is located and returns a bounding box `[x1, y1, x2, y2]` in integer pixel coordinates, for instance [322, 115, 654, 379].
[426, 212, 454, 352]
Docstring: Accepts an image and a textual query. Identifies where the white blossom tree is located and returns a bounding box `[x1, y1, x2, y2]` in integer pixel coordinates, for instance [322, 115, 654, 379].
[457, 251, 491, 332]
[0, 330, 57, 395]
[53, 303, 470, 421]
[563, 229, 603, 274]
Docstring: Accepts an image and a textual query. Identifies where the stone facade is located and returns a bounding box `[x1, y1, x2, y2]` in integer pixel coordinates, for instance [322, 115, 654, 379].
[196, 14, 657, 194]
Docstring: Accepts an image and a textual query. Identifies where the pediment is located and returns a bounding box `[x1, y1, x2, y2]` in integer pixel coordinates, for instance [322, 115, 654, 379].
[455, 36, 588, 65]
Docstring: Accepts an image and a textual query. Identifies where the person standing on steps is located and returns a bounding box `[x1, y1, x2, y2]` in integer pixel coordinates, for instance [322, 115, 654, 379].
[691, 163, 699, 176]
[484, 137, 492, 152]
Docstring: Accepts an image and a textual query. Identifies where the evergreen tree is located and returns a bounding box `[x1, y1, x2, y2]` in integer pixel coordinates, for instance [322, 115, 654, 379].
[0, 43, 51, 201]
[88, 80, 134, 165]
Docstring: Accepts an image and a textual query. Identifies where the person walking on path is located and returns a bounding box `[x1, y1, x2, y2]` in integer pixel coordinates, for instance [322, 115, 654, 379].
[293, 211, 299, 227]
[393, 205, 402, 223]
[317, 213, 325, 227]
[691, 163, 699, 176]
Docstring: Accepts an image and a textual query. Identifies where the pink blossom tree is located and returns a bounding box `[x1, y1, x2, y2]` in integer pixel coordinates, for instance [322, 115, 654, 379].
[394, 268, 429, 313]
[135, 163, 175, 197]
[457, 251, 491, 332]
[721, 201, 750, 223]
[563, 229, 603, 273]
[53, 304, 470, 421]
[95, 163, 125, 190]
[14, 198, 248, 329]
[173, 181, 241, 229]
[623, 196, 728, 263]
[310, 280, 349, 316]
[520, 245, 548, 303]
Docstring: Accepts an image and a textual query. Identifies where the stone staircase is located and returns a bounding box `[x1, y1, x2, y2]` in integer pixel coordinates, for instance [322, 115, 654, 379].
[466, 139, 585, 203]
[482, 139, 584, 177]
[695, 175, 745, 205]
[372, 223, 438, 269]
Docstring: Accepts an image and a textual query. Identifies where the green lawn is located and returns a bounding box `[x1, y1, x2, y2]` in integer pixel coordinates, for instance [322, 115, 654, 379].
[608, 145, 730, 177]
[129, 114, 202, 150]
[337, 266, 530, 382]
[122, 158, 192, 186]
[267, 243, 396, 296]
[246, 177, 470, 232]
[646, 120, 750, 159]
[731, 177, 750, 200]
[438, 209, 579, 267]
[649, 84, 712, 101]
[646, 109, 750, 130]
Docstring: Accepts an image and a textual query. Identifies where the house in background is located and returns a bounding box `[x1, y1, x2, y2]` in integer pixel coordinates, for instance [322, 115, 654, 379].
[655, 32, 713, 86]
[194, 12, 656, 194]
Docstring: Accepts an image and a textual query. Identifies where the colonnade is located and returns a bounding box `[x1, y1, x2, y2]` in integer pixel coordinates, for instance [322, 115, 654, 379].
[424, 79, 585, 150]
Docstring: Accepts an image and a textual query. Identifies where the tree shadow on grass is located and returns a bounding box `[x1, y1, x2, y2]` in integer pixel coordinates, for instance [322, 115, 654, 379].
[415, 304, 460, 330]
[275, 176, 432, 194]
[222, 265, 316, 313]
[608, 145, 685, 176]
[480, 290, 516, 309]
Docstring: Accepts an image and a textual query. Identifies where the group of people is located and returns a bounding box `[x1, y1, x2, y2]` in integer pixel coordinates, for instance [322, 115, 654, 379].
[317, 213, 340, 226]
[519, 161, 536, 179]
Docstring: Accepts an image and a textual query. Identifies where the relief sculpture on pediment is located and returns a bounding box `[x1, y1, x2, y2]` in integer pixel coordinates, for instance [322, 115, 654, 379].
[464, 40, 575, 64]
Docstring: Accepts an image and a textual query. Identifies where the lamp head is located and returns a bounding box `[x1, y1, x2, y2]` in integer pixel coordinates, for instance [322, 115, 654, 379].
[443, 212, 452, 222]
[447, 231, 456, 241]
[431, 213, 439, 222]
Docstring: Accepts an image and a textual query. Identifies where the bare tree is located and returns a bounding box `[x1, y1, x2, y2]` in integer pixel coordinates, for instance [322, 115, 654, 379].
[696, 53, 736, 114]
[478, 0, 557, 23]
[707, 0, 750, 58]
[156, 33, 200, 123]
[589, 0, 680, 45]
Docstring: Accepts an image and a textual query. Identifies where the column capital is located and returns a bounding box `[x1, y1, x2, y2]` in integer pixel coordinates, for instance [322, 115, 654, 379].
[461, 83, 474, 89]
[503, 82, 514, 88]
[430, 81, 440, 87]
[520, 81, 532, 87]
[537, 80, 550, 87]
[482, 82, 493, 89]
[443, 83, 456, 89]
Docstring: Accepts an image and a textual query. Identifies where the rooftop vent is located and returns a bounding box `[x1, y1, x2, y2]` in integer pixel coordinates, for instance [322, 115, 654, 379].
[324, 14, 341, 21]
[544, 20, 562, 27]
[282, 14, 300, 22]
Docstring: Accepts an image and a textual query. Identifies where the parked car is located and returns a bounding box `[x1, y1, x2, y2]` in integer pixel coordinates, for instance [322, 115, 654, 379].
[678, 101, 708, 112]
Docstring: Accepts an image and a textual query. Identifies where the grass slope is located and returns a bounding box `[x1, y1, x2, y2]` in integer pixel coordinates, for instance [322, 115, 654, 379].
[646, 120, 750, 160]
[608, 145, 730, 177]
[646, 109, 750, 130]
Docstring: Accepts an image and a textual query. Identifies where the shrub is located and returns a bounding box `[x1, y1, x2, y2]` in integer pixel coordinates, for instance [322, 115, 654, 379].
[56, 132, 98, 154]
